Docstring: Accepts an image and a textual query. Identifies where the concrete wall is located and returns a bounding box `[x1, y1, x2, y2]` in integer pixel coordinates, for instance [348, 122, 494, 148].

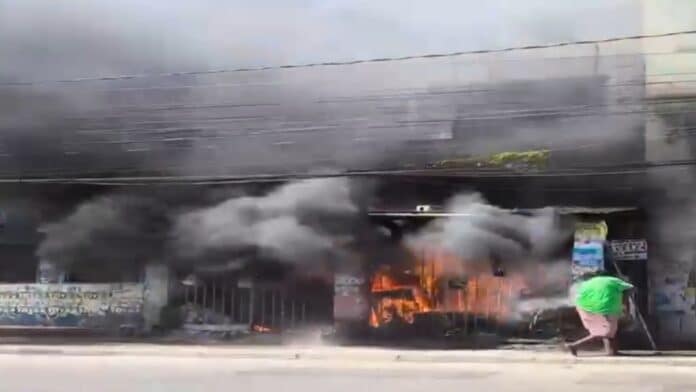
[643, 0, 696, 99]
[643, 0, 696, 162]
[0, 283, 144, 329]
[0, 262, 172, 332]
[642, 0, 696, 345]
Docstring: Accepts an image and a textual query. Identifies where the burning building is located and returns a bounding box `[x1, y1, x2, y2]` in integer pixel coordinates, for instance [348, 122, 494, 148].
[0, 175, 652, 350]
[330, 185, 650, 347]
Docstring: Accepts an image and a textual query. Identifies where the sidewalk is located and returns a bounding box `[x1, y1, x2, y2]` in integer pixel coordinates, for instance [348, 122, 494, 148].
[0, 341, 694, 367]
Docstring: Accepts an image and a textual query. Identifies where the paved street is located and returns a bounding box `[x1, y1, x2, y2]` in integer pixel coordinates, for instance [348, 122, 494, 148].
[0, 351, 694, 392]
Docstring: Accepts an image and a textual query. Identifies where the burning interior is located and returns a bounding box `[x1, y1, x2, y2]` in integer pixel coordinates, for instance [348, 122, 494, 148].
[332, 212, 543, 340]
[367, 251, 529, 331]
[333, 206, 648, 346]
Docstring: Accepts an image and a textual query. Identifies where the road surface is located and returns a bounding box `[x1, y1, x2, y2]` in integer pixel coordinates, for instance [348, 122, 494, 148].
[0, 352, 694, 392]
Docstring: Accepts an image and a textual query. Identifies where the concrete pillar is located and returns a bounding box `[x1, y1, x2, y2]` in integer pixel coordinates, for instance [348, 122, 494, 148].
[36, 260, 65, 284]
[143, 263, 170, 333]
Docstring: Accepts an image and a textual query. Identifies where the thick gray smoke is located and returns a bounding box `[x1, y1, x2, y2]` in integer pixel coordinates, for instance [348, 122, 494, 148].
[511, 261, 579, 317]
[36, 193, 171, 270]
[36, 179, 362, 272]
[648, 165, 696, 291]
[173, 178, 358, 264]
[6, 0, 647, 302]
[408, 193, 569, 269]
[406, 192, 574, 317]
[34, 185, 250, 271]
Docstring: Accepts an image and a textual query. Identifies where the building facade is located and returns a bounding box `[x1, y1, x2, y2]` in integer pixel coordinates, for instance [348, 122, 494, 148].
[642, 0, 696, 346]
[3, 2, 696, 348]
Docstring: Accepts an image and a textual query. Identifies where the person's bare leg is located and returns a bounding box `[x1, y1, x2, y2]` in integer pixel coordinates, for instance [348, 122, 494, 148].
[602, 338, 616, 356]
[566, 334, 599, 356]
[608, 338, 619, 355]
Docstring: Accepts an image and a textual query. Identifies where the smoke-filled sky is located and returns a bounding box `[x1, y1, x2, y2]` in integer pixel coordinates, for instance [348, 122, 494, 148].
[0, 1, 648, 185]
[0, 1, 646, 178]
[0, 0, 641, 81]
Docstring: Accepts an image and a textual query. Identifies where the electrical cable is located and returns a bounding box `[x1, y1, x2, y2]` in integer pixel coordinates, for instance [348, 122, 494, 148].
[2, 29, 696, 87]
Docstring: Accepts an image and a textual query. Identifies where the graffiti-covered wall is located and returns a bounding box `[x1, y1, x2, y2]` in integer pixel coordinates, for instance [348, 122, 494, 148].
[0, 283, 144, 329]
[651, 265, 696, 345]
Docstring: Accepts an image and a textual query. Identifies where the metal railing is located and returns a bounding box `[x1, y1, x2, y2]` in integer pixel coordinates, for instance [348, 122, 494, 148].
[182, 278, 329, 331]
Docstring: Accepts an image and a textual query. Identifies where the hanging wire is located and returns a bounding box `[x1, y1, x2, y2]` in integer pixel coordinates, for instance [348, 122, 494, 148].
[2, 29, 696, 87]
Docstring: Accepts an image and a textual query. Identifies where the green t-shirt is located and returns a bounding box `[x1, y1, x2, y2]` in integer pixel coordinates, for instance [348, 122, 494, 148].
[575, 276, 634, 315]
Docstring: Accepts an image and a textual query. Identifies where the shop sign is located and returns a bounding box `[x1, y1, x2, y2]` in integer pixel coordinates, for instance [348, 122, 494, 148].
[610, 239, 648, 261]
[334, 274, 368, 320]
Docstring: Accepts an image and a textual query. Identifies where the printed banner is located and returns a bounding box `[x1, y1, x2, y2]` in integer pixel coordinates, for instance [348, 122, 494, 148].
[572, 241, 605, 277]
[0, 283, 144, 328]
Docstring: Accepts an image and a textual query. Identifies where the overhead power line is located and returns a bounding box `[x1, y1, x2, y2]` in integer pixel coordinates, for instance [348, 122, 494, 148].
[1, 157, 695, 186]
[2, 29, 696, 87]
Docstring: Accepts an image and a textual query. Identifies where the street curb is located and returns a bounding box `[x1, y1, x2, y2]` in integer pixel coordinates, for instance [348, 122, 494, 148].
[0, 346, 694, 367]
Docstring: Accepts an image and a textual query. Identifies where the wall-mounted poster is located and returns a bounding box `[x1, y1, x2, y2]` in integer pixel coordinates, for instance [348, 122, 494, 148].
[574, 221, 608, 242]
[572, 221, 607, 279]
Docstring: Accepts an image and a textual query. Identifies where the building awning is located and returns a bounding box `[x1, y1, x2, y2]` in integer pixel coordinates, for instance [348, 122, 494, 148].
[552, 206, 638, 215]
[367, 206, 638, 218]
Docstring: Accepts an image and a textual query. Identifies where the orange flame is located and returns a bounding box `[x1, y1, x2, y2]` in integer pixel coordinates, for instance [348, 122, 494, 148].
[368, 246, 528, 328]
[369, 267, 432, 327]
[252, 324, 273, 333]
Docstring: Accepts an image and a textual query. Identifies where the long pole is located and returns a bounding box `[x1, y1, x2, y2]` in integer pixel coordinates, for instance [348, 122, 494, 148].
[610, 259, 657, 351]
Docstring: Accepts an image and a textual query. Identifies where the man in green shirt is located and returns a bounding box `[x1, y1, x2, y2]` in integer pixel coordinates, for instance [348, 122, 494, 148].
[566, 273, 634, 356]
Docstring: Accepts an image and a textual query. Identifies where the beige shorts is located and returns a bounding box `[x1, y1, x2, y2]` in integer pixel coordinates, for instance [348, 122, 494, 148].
[576, 307, 619, 338]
